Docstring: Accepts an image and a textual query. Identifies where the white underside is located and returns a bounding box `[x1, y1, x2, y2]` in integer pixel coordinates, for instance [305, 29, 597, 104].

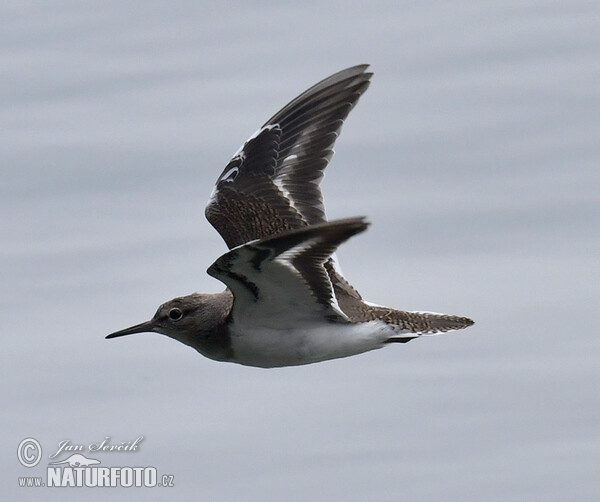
[229, 319, 398, 368]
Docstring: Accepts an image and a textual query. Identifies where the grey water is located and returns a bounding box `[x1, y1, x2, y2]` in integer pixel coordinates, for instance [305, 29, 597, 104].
[2, 1, 598, 500]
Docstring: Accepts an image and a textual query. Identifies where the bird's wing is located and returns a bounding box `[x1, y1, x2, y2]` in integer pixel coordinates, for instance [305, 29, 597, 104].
[205, 65, 372, 249]
[207, 218, 369, 326]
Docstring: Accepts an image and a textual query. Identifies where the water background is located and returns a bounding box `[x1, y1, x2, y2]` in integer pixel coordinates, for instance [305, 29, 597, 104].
[2, 1, 599, 500]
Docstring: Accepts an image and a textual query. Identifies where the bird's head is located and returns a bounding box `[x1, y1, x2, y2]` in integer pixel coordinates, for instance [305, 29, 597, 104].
[106, 293, 230, 344]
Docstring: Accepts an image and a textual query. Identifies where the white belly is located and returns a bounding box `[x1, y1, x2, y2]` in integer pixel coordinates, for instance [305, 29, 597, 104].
[229, 320, 395, 368]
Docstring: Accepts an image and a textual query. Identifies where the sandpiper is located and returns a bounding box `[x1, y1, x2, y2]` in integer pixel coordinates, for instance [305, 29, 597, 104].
[106, 65, 474, 368]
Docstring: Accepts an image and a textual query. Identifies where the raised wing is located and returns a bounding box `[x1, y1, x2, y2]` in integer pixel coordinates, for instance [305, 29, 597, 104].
[205, 65, 372, 249]
[207, 218, 369, 325]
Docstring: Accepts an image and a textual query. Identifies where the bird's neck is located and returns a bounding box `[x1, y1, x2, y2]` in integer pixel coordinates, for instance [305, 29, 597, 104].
[185, 290, 234, 362]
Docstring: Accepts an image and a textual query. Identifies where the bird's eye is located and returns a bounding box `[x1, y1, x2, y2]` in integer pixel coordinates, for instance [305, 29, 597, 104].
[168, 308, 183, 321]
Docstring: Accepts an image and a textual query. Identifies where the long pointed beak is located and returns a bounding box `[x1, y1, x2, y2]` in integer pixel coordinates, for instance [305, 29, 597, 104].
[106, 320, 156, 339]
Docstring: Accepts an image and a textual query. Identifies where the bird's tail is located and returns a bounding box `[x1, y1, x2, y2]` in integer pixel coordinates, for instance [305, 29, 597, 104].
[324, 254, 474, 342]
[383, 308, 474, 343]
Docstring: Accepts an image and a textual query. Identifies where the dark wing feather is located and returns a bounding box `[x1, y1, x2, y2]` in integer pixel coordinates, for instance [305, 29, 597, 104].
[205, 65, 372, 249]
[207, 218, 369, 324]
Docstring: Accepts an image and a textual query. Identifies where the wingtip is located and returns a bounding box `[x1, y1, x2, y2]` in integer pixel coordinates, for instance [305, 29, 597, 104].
[328, 216, 370, 234]
[311, 64, 373, 93]
[349, 63, 371, 73]
[337, 63, 373, 81]
[358, 65, 373, 81]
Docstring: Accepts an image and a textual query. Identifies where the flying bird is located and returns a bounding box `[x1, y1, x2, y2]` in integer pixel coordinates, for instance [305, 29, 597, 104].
[106, 65, 473, 367]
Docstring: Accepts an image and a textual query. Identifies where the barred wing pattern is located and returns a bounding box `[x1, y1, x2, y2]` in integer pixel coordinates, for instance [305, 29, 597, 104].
[205, 64, 372, 248]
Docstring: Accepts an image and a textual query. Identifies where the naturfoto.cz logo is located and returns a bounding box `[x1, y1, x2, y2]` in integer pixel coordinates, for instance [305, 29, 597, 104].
[17, 436, 175, 489]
